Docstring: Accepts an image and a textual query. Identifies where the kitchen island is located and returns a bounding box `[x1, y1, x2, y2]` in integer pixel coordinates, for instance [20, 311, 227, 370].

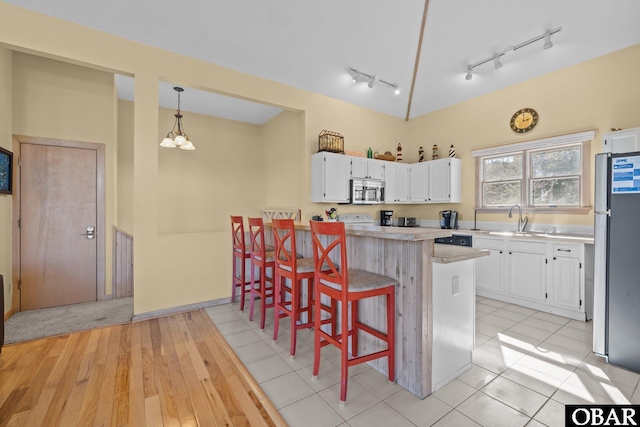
[266, 222, 488, 399]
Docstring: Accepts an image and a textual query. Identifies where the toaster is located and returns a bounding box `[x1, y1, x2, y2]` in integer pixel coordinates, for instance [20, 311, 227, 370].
[397, 217, 417, 227]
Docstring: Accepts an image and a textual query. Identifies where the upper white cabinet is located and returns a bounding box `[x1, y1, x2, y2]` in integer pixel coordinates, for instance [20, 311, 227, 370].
[602, 127, 640, 153]
[409, 158, 462, 203]
[311, 152, 350, 203]
[385, 162, 411, 203]
[311, 152, 461, 205]
[429, 158, 461, 203]
[350, 157, 385, 180]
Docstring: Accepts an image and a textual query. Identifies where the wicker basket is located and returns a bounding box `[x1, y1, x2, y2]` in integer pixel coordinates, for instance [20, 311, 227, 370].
[374, 151, 396, 162]
[318, 130, 344, 154]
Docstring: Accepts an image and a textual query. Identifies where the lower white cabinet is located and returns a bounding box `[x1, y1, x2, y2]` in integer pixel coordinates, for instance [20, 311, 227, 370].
[551, 242, 583, 311]
[474, 235, 590, 320]
[508, 250, 547, 303]
[474, 237, 507, 294]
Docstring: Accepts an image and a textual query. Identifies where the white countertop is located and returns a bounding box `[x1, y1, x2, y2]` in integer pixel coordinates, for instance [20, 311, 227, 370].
[456, 228, 594, 244]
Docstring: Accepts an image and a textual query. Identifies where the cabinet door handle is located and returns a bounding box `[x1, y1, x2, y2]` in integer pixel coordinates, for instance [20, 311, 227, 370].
[557, 248, 572, 252]
[553, 256, 557, 260]
[499, 251, 503, 254]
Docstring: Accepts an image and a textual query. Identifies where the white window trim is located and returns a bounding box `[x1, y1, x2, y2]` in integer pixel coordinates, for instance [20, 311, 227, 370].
[471, 130, 595, 158]
[474, 131, 594, 214]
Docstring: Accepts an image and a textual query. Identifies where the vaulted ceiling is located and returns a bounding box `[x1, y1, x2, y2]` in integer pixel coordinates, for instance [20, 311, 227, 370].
[7, 0, 640, 124]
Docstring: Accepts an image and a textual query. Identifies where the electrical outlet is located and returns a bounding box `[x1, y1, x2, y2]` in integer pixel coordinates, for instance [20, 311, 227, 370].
[452, 275, 460, 295]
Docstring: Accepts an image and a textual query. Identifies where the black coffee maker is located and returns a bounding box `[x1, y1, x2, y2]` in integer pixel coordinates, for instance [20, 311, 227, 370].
[380, 210, 393, 226]
[439, 210, 458, 229]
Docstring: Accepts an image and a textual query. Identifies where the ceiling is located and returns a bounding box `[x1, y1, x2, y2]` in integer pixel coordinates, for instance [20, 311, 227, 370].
[7, 0, 640, 124]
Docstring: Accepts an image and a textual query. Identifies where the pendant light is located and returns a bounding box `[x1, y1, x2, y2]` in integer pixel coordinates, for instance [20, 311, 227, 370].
[160, 87, 195, 150]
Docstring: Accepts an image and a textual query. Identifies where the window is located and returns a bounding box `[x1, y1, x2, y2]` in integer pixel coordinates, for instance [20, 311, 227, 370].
[472, 131, 593, 213]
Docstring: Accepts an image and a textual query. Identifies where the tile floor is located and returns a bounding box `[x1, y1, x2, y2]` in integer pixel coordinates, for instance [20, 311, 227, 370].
[205, 296, 640, 427]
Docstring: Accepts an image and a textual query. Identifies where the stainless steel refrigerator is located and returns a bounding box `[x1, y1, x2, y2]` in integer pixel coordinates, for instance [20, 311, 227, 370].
[593, 151, 640, 373]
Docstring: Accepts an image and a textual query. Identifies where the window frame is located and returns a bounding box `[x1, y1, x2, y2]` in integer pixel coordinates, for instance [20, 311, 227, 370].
[473, 131, 593, 214]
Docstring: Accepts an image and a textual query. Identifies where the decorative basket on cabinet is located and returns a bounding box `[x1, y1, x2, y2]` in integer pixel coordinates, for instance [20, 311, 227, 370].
[318, 130, 344, 154]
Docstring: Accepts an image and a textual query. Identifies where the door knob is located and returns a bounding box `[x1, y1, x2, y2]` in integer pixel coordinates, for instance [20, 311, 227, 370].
[81, 226, 95, 239]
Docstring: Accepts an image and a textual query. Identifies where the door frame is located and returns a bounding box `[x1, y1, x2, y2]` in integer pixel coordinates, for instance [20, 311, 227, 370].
[11, 135, 107, 312]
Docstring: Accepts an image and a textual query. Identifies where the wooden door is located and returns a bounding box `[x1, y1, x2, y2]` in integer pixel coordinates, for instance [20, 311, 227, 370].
[20, 143, 98, 310]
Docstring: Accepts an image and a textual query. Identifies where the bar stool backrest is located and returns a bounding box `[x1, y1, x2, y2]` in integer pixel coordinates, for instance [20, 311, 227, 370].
[309, 220, 347, 297]
[230, 215, 245, 253]
[248, 217, 268, 259]
[272, 219, 297, 269]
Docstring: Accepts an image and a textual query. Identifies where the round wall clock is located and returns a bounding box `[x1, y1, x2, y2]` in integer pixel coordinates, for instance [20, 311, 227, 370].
[510, 108, 539, 133]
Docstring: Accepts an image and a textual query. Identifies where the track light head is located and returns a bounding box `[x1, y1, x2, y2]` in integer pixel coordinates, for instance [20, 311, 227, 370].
[465, 67, 473, 81]
[368, 75, 379, 89]
[394, 85, 400, 95]
[543, 31, 553, 49]
[494, 55, 503, 70]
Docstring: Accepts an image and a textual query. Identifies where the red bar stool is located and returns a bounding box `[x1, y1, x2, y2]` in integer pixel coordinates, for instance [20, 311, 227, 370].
[248, 217, 276, 330]
[272, 219, 335, 356]
[310, 220, 396, 403]
[230, 215, 252, 310]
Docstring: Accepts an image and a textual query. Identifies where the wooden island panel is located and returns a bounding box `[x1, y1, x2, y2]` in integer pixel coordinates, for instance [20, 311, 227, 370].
[267, 222, 449, 399]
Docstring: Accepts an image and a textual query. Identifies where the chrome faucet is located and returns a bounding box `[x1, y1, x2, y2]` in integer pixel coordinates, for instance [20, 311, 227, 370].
[508, 204, 529, 232]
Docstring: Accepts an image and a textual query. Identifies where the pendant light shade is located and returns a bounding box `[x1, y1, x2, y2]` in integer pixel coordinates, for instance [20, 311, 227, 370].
[160, 87, 195, 150]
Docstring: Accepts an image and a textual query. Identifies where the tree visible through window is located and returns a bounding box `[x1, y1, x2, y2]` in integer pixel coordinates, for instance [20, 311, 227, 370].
[478, 143, 586, 210]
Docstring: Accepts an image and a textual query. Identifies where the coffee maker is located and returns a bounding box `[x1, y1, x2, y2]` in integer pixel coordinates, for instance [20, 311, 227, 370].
[380, 210, 394, 226]
[439, 210, 458, 229]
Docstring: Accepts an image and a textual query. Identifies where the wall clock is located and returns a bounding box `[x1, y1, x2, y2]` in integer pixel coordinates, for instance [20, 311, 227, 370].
[510, 108, 539, 133]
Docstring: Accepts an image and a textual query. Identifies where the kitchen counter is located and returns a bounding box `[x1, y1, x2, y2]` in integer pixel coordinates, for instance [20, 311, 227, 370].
[432, 244, 489, 264]
[265, 221, 481, 398]
[289, 221, 453, 241]
[456, 228, 594, 244]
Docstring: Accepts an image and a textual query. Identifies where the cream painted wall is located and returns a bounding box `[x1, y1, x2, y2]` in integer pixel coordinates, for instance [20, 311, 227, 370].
[401, 43, 640, 227]
[12, 52, 116, 295]
[0, 46, 13, 316]
[158, 107, 265, 234]
[262, 110, 304, 209]
[116, 99, 134, 234]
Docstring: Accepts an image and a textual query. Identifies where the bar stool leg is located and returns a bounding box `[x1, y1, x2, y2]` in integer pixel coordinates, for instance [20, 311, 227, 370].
[340, 297, 350, 402]
[388, 289, 396, 382]
[273, 273, 282, 341]
[351, 300, 358, 357]
[249, 261, 257, 321]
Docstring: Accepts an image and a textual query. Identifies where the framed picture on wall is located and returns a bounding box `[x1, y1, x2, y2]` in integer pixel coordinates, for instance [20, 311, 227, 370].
[0, 146, 13, 195]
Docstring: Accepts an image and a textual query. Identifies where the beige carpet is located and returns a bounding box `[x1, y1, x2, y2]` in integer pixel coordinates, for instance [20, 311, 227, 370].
[4, 297, 133, 344]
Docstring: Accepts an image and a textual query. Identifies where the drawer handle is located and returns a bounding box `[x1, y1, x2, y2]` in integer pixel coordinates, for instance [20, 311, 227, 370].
[557, 248, 572, 252]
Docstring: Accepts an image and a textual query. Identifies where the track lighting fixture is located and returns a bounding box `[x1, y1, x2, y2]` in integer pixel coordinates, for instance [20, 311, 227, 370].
[349, 67, 400, 95]
[464, 27, 561, 80]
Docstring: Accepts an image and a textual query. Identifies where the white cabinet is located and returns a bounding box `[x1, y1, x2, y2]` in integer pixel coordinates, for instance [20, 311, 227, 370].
[311, 152, 350, 203]
[409, 163, 428, 202]
[428, 158, 461, 203]
[551, 243, 583, 311]
[408, 158, 462, 203]
[602, 127, 640, 153]
[385, 162, 410, 203]
[310, 152, 461, 205]
[508, 252, 547, 303]
[474, 237, 507, 294]
[474, 234, 589, 321]
[350, 157, 385, 180]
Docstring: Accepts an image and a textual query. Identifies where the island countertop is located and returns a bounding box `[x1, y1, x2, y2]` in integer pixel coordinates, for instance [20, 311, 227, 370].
[287, 221, 453, 241]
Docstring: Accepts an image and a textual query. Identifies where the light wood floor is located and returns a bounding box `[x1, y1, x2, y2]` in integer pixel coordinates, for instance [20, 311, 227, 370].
[0, 309, 286, 426]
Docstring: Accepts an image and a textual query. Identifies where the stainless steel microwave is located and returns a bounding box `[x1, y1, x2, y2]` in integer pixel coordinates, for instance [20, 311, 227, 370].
[350, 178, 385, 204]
